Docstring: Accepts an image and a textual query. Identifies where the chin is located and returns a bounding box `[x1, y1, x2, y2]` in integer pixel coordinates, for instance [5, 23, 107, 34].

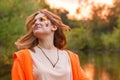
[33, 31, 46, 36]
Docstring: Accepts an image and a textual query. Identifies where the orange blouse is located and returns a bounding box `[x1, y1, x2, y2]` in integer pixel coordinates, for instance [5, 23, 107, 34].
[11, 49, 89, 80]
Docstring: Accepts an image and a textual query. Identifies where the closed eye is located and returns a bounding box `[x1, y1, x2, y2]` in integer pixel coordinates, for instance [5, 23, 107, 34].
[32, 19, 36, 24]
[32, 16, 48, 24]
[39, 16, 48, 22]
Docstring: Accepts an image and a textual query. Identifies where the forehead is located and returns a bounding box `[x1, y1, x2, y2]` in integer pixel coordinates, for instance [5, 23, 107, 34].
[34, 13, 45, 19]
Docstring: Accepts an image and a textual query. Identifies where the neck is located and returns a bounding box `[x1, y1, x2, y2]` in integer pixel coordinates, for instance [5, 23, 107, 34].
[38, 34, 56, 50]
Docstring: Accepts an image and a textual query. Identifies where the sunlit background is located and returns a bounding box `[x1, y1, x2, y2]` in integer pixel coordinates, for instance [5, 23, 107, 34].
[46, 0, 114, 20]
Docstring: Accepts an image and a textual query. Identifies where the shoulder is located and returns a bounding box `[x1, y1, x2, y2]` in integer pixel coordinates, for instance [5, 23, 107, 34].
[66, 50, 81, 66]
[13, 48, 30, 60]
[66, 50, 78, 56]
[65, 50, 79, 59]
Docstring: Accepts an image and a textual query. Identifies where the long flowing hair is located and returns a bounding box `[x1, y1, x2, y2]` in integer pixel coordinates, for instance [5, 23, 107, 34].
[15, 10, 70, 50]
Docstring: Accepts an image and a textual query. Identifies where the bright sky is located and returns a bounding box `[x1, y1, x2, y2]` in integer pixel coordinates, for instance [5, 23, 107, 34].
[46, 0, 114, 20]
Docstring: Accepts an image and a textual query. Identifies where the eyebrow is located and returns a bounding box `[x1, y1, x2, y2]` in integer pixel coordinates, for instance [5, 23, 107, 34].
[34, 15, 46, 20]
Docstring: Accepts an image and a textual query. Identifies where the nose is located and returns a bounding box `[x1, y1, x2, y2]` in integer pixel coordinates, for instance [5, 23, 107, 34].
[34, 22, 39, 26]
[34, 20, 43, 27]
[34, 19, 42, 26]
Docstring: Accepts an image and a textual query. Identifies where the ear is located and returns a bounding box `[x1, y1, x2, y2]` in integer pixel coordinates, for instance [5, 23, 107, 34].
[51, 25, 57, 31]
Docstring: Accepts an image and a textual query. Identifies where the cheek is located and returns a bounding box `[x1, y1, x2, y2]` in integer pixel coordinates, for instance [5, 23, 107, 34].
[44, 21, 48, 27]
[46, 20, 52, 27]
[46, 23, 48, 27]
[32, 24, 35, 31]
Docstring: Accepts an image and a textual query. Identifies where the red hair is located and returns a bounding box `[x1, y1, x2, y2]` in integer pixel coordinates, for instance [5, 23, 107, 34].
[15, 10, 70, 50]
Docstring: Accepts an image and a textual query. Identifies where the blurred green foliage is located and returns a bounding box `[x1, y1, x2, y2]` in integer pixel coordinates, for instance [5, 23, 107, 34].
[0, 0, 120, 80]
[0, 0, 50, 78]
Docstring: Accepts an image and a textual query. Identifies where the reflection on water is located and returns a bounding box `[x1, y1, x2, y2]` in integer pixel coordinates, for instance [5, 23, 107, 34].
[84, 63, 95, 80]
[101, 68, 110, 80]
[79, 51, 120, 80]
[84, 63, 110, 80]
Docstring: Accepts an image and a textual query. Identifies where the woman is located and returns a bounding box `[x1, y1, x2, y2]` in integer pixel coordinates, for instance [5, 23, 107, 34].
[11, 9, 89, 80]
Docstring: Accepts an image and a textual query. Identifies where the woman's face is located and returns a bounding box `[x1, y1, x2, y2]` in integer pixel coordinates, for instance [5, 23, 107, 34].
[32, 13, 57, 38]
